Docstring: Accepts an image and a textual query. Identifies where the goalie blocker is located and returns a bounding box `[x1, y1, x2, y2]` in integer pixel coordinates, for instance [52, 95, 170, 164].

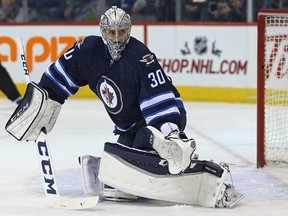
[5, 82, 61, 141]
[81, 142, 243, 208]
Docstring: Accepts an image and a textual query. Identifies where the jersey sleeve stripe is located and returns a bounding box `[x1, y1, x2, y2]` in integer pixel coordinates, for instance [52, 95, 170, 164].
[141, 98, 175, 111]
[144, 106, 180, 124]
[139, 91, 175, 111]
[175, 98, 184, 109]
[44, 69, 73, 96]
[54, 60, 79, 89]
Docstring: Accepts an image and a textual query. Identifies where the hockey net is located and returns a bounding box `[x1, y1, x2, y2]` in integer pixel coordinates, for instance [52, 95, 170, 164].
[257, 9, 288, 167]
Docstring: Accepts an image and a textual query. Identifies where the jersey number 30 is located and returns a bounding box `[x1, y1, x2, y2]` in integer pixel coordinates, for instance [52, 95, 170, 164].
[148, 70, 166, 88]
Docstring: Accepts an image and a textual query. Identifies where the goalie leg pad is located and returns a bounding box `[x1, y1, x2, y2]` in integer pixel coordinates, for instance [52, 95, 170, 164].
[79, 155, 138, 201]
[98, 142, 234, 208]
[5, 82, 61, 141]
[79, 155, 103, 196]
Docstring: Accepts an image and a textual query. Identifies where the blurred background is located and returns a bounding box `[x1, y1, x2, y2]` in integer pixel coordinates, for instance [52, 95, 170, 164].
[0, 0, 286, 104]
[0, 0, 286, 23]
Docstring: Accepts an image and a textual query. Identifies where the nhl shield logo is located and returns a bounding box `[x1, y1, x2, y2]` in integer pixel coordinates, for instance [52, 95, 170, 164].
[194, 37, 207, 55]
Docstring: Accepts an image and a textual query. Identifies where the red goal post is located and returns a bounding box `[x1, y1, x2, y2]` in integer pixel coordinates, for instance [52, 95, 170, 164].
[257, 9, 288, 167]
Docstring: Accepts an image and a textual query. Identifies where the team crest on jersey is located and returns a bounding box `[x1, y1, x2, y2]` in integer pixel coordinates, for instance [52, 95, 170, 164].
[76, 37, 85, 49]
[139, 54, 155, 65]
[97, 76, 123, 114]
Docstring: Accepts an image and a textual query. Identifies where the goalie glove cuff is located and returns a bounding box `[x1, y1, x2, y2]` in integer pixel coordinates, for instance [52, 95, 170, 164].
[160, 123, 191, 141]
[160, 122, 178, 136]
[167, 129, 190, 140]
[147, 126, 196, 174]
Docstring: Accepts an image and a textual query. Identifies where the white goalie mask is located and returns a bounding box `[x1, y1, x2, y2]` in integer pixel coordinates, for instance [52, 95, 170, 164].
[100, 6, 131, 61]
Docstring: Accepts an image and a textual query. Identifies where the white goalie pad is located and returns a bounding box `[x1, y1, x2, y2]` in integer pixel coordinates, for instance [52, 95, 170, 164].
[98, 143, 230, 208]
[79, 155, 103, 196]
[79, 155, 138, 201]
[5, 82, 61, 141]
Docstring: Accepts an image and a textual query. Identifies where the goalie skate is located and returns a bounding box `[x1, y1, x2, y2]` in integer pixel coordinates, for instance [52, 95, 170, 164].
[147, 126, 196, 175]
[103, 185, 138, 202]
[216, 184, 244, 208]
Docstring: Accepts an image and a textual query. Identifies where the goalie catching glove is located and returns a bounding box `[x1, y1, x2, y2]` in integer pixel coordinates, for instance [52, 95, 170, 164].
[147, 123, 196, 175]
[5, 82, 61, 141]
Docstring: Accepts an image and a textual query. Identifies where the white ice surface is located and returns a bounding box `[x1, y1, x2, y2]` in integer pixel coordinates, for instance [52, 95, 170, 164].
[1, 98, 288, 216]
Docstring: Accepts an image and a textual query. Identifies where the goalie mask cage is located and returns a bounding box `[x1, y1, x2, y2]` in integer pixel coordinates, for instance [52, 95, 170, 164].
[257, 9, 288, 168]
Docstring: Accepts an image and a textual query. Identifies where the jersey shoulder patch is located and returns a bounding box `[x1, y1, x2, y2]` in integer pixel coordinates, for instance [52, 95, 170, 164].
[75, 37, 86, 49]
[139, 53, 155, 65]
[75, 35, 102, 51]
[125, 37, 157, 67]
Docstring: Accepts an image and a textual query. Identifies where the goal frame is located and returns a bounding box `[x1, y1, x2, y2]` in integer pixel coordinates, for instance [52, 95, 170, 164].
[257, 9, 288, 168]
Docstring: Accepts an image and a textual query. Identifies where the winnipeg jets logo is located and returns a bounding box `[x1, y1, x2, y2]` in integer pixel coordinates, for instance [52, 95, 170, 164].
[97, 76, 123, 114]
[139, 54, 155, 65]
[100, 79, 117, 108]
[102, 83, 114, 106]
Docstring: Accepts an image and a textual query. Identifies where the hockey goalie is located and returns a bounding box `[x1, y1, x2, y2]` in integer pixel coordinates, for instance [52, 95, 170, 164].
[79, 139, 243, 208]
[5, 6, 243, 208]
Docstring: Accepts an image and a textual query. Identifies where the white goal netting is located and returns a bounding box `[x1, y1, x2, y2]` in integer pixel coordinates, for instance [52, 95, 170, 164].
[264, 15, 288, 165]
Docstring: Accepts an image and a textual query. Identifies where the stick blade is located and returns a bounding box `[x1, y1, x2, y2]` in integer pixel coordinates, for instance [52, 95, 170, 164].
[50, 196, 99, 209]
[36, 130, 99, 209]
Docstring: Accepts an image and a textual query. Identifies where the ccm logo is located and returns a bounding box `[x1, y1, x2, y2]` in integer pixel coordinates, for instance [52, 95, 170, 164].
[37, 140, 57, 195]
[10, 102, 29, 123]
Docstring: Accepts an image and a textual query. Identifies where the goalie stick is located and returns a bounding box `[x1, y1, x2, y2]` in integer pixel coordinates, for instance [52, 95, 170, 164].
[17, 36, 99, 209]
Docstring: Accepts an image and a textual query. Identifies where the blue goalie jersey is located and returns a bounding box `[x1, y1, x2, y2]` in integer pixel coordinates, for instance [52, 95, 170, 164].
[39, 36, 186, 132]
